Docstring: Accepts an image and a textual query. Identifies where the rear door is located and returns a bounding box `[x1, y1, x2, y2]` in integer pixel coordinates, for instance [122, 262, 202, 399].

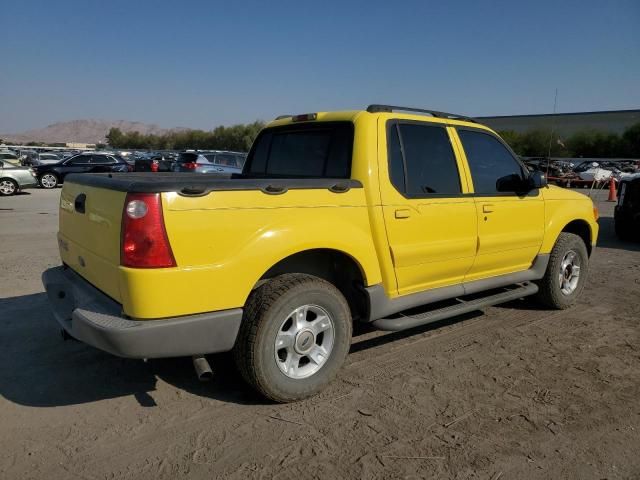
[455, 128, 544, 281]
[89, 154, 116, 173]
[379, 119, 477, 296]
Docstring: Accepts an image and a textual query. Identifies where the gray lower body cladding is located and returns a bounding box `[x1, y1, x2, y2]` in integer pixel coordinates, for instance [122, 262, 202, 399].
[42, 266, 242, 359]
[365, 254, 549, 322]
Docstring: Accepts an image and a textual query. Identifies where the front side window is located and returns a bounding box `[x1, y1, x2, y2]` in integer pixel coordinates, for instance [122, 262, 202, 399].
[245, 122, 353, 178]
[458, 130, 526, 194]
[387, 122, 461, 196]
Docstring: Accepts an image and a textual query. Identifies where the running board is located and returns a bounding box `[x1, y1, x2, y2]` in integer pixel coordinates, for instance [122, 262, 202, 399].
[372, 282, 539, 332]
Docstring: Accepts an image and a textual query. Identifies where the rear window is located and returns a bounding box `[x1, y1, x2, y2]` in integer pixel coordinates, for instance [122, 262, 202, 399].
[244, 122, 353, 178]
[177, 153, 199, 163]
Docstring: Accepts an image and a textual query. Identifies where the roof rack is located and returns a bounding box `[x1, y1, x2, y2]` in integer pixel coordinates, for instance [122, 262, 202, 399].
[275, 114, 292, 120]
[366, 104, 477, 123]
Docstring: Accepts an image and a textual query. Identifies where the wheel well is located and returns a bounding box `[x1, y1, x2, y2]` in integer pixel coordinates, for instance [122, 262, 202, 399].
[258, 249, 368, 321]
[561, 220, 592, 256]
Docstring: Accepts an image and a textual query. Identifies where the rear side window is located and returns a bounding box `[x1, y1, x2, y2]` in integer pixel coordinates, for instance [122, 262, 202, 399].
[458, 130, 526, 194]
[215, 154, 241, 167]
[91, 155, 116, 164]
[245, 122, 353, 178]
[66, 155, 91, 165]
[387, 122, 461, 196]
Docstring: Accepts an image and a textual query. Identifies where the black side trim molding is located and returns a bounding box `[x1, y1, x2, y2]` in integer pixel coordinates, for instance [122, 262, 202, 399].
[364, 254, 549, 322]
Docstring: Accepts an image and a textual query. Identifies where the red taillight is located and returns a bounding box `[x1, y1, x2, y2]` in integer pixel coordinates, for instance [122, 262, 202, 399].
[151, 160, 159, 172]
[121, 193, 176, 268]
[182, 162, 197, 170]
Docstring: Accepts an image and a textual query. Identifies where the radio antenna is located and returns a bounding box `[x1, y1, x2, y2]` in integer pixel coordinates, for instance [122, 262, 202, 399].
[546, 88, 558, 175]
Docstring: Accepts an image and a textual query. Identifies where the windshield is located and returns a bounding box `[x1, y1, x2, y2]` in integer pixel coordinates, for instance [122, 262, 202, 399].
[244, 122, 353, 178]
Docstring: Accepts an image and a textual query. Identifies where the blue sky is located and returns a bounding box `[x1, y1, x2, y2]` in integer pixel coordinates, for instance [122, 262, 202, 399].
[1, 0, 638, 132]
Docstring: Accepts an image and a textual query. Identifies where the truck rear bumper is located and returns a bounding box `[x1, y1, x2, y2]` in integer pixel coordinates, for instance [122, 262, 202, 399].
[42, 266, 242, 359]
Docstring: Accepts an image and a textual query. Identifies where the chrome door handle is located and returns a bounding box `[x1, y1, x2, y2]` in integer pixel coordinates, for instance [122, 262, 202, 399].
[395, 209, 411, 219]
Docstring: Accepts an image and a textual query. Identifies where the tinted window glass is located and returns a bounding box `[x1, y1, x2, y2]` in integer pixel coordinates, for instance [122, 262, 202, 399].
[177, 153, 198, 163]
[458, 130, 525, 194]
[389, 123, 461, 195]
[66, 155, 90, 165]
[91, 155, 115, 164]
[388, 124, 405, 192]
[245, 122, 353, 178]
[215, 154, 240, 167]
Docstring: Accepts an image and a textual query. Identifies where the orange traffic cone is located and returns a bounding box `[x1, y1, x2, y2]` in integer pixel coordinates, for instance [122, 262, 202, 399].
[607, 177, 617, 202]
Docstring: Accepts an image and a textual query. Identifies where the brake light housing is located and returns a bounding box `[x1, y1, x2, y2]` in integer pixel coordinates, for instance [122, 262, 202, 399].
[182, 162, 198, 170]
[292, 113, 317, 122]
[121, 193, 176, 268]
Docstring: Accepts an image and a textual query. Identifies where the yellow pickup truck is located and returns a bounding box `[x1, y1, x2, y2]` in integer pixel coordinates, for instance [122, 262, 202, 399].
[43, 105, 599, 402]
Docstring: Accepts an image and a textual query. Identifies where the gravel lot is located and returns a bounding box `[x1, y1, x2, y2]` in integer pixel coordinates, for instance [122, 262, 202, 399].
[1, 187, 639, 480]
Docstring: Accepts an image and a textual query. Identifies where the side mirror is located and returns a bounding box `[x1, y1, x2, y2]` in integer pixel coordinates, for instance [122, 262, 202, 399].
[528, 171, 548, 189]
[496, 173, 526, 193]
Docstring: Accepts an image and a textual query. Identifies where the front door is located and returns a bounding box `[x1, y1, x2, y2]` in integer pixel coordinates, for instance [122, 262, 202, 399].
[455, 128, 545, 281]
[379, 119, 478, 296]
[62, 154, 93, 180]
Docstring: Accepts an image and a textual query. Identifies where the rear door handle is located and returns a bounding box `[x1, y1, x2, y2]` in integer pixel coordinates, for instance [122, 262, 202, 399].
[482, 204, 494, 213]
[395, 209, 411, 219]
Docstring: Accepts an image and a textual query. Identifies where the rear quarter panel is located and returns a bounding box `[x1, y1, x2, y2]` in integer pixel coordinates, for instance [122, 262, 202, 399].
[118, 188, 383, 319]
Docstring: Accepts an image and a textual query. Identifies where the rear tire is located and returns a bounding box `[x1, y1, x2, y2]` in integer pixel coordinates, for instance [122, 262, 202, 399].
[536, 233, 589, 309]
[40, 173, 58, 189]
[233, 273, 352, 402]
[0, 178, 18, 196]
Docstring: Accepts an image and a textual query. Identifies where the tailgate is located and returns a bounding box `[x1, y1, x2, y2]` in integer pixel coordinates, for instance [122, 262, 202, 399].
[58, 180, 127, 302]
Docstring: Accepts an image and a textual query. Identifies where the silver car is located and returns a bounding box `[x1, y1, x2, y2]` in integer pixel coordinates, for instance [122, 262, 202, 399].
[0, 160, 38, 196]
[172, 151, 246, 174]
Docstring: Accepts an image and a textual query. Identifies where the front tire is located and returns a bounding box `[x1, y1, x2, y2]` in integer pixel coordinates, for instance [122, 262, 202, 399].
[39, 173, 59, 189]
[0, 178, 18, 196]
[234, 274, 352, 402]
[536, 232, 589, 309]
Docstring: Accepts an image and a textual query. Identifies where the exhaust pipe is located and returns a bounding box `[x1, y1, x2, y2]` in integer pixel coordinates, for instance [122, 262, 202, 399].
[192, 355, 213, 382]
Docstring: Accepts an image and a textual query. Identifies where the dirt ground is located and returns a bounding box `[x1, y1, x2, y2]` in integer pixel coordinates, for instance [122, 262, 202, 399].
[1, 187, 639, 480]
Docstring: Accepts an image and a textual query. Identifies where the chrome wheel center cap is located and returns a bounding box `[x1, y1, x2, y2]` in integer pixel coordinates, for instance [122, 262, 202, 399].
[294, 330, 315, 354]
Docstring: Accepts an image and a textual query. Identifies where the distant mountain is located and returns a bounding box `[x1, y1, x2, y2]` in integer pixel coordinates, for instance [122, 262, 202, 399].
[2, 119, 188, 144]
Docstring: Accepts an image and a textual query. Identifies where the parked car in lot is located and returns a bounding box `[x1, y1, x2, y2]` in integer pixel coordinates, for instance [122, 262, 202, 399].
[32, 152, 129, 189]
[43, 105, 599, 402]
[0, 160, 38, 195]
[26, 152, 62, 166]
[615, 174, 640, 241]
[172, 150, 245, 174]
[134, 153, 174, 172]
[0, 151, 22, 167]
